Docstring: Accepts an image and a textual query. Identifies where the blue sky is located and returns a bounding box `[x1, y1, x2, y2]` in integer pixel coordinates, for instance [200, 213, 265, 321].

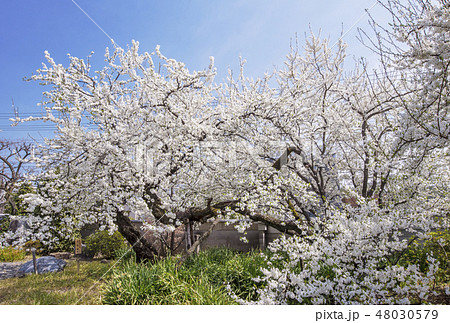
[0, 0, 386, 142]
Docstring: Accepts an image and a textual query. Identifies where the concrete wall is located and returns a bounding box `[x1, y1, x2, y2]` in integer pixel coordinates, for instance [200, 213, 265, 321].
[194, 220, 282, 252]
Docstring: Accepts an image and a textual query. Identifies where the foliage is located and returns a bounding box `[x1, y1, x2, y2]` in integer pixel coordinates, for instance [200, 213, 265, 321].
[0, 247, 26, 262]
[102, 248, 267, 304]
[182, 247, 267, 301]
[84, 231, 127, 259]
[22, 240, 45, 256]
[0, 260, 112, 304]
[102, 256, 235, 305]
[114, 246, 136, 263]
[4, 182, 35, 216]
[0, 214, 9, 235]
[399, 229, 450, 285]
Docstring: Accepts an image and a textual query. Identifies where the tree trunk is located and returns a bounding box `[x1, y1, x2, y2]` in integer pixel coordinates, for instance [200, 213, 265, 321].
[115, 210, 159, 262]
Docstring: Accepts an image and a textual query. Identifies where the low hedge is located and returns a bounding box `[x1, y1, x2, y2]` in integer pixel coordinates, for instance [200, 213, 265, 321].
[84, 230, 128, 259]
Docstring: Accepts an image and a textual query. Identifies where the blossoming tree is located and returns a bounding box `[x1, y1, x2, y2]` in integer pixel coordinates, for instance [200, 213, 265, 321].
[229, 0, 449, 304]
[7, 42, 225, 261]
[0, 140, 32, 214]
[219, 33, 448, 304]
[4, 0, 448, 304]
[364, 0, 449, 146]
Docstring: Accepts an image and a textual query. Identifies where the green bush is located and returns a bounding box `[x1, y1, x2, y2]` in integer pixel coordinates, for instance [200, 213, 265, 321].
[102, 248, 268, 304]
[0, 215, 10, 235]
[22, 240, 45, 256]
[0, 247, 26, 262]
[400, 229, 450, 284]
[84, 231, 127, 259]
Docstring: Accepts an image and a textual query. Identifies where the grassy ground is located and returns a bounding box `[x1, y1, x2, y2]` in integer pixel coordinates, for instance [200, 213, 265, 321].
[0, 259, 112, 305]
[0, 247, 447, 305]
[101, 248, 267, 305]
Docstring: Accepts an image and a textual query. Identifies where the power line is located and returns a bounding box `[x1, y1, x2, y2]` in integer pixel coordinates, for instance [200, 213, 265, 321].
[331, 1, 379, 49]
[70, 0, 117, 46]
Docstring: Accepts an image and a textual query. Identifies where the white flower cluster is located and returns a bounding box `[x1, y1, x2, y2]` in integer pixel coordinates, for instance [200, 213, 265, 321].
[244, 205, 442, 305]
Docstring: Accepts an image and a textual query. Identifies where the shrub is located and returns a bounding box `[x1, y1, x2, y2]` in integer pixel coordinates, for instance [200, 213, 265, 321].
[22, 240, 45, 255]
[0, 247, 26, 262]
[400, 229, 450, 284]
[0, 214, 10, 235]
[84, 231, 127, 259]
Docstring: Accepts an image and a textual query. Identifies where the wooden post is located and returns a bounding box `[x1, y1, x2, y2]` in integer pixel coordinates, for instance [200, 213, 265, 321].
[74, 238, 82, 275]
[31, 248, 37, 274]
[177, 218, 220, 267]
[258, 222, 267, 249]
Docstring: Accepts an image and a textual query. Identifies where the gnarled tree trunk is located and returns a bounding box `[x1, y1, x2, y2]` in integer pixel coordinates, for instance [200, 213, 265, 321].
[115, 210, 159, 262]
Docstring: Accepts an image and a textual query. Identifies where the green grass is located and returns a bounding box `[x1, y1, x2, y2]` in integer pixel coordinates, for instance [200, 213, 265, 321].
[0, 247, 27, 262]
[0, 260, 112, 304]
[182, 247, 267, 301]
[104, 245, 450, 305]
[103, 257, 235, 305]
[2, 242, 446, 305]
[0, 247, 268, 305]
[102, 248, 268, 305]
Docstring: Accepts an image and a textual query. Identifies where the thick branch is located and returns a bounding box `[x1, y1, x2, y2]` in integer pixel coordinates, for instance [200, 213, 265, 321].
[115, 210, 159, 262]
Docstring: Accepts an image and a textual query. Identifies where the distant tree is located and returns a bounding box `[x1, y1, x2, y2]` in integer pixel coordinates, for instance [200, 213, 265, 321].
[0, 140, 32, 214]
